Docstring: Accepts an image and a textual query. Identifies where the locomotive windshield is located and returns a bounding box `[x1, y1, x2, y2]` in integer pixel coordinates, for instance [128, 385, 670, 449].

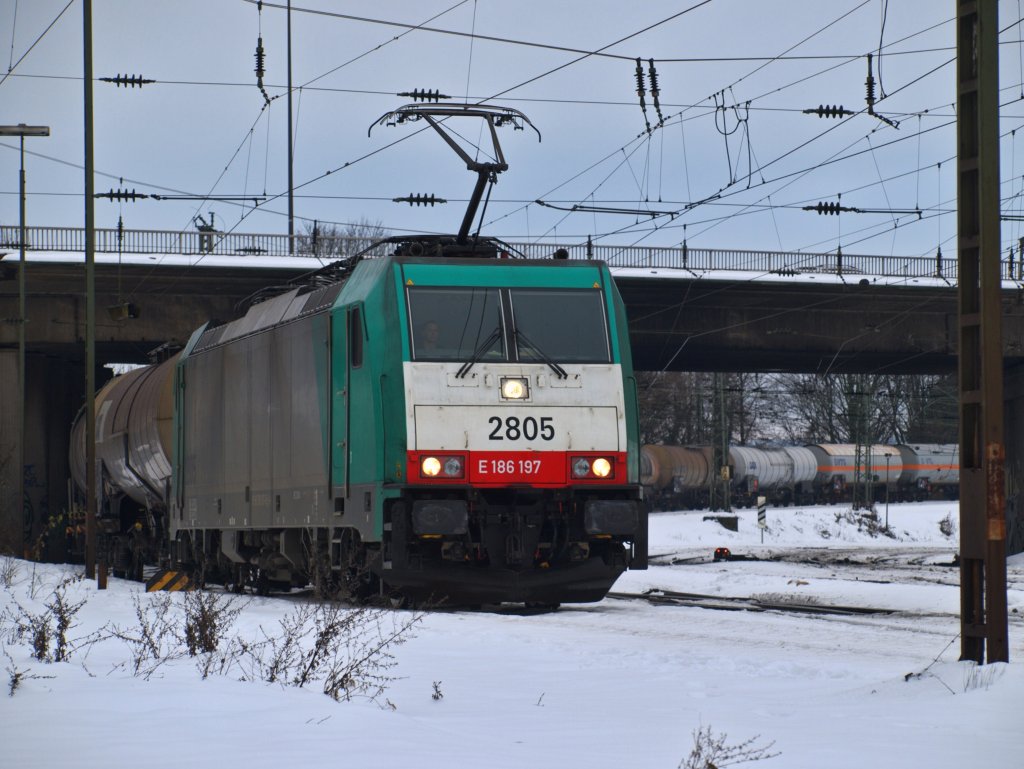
[509, 288, 610, 363]
[408, 286, 611, 363]
[408, 287, 505, 361]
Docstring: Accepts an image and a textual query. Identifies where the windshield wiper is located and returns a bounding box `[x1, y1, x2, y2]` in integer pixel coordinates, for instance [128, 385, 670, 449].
[514, 328, 568, 379]
[456, 325, 503, 379]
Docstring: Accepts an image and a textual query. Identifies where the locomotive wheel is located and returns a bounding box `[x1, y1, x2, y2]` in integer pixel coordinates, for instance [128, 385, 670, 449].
[224, 564, 249, 594]
[335, 529, 379, 604]
[130, 547, 145, 582]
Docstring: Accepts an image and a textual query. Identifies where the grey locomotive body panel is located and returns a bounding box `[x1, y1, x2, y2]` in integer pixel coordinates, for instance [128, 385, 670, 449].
[179, 312, 331, 532]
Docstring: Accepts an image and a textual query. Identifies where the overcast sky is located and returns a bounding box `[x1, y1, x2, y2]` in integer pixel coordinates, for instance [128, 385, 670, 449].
[1, 1, 1022, 257]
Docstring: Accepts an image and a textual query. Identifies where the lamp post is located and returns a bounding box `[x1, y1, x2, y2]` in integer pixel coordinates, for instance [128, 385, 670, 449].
[883, 451, 892, 530]
[0, 124, 50, 556]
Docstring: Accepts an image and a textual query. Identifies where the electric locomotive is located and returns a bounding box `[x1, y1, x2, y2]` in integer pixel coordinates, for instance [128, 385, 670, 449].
[72, 235, 647, 605]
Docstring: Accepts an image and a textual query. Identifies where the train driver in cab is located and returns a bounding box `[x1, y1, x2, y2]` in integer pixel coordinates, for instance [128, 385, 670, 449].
[416, 319, 443, 356]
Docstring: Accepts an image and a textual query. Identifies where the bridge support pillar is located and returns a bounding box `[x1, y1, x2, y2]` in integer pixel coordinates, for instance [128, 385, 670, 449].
[0, 350, 18, 553]
[1006, 364, 1024, 555]
[0, 349, 82, 559]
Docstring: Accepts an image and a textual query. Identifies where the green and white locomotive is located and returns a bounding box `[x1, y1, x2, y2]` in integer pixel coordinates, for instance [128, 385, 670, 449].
[176, 236, 645, 603]
[73, 235, 646, 605]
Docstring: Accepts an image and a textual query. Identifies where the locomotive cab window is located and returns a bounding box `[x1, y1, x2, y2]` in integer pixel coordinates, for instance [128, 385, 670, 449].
[509, 288, 610, 363]
[408, 285, 610, 363]
[408, 287, 505, 361]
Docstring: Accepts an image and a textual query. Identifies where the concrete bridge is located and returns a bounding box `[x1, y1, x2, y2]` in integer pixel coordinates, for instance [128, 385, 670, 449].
[1, 227, 1023, 557]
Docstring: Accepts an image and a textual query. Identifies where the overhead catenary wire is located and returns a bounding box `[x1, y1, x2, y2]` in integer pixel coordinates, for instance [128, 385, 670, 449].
[157, 0, 480, 260]
[242, 0, 940, 67]
[482, 6, 960, 243]
[3, 1, 1016, 271]
[0, 4, 1013, 391]
[0, 0, 74, 89]
[607, 111, 1024, 257]
[6, 0, 18, 73]
[0, 107, 974, 250]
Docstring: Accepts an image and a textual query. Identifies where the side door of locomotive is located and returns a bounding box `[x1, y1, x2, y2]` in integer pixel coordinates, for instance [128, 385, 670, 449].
[330, 304, 364, 507]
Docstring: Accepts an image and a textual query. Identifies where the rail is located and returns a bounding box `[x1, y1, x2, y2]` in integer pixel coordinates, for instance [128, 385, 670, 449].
[4, 223, 1022, 282]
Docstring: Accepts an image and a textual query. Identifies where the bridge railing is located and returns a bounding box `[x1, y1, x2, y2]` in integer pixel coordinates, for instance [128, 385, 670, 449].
[515, 242, 965, 279]
[0, 224, 399, 260]
[2, 224, 1010, 281]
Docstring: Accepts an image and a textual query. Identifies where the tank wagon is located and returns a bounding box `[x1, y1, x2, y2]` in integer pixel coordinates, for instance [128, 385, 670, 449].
[71, 235, 647, 605]
[641, 442, 958, 510]
[69, 358, 177, 578]
[895, 443, 960, 498]
[639, 445, 709, 496]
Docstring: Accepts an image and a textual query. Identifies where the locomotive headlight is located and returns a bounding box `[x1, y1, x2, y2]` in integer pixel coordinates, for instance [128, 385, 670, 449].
[571, 456, 614, 479]
[420, 454, 465, 479]
[500, 376, 529, 400]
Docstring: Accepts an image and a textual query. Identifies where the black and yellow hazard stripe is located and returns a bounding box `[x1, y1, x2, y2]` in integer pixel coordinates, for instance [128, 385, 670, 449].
[145, 570, 192, 592]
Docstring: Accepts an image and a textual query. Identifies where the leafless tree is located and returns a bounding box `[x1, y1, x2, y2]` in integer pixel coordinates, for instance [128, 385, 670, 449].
[775, 373, 957, 444]
[638, 370, 956, 447]
[298, 218, 389, 259]
[637, 371, 776, 445]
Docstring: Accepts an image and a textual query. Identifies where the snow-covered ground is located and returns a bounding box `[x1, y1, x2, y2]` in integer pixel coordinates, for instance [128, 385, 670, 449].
[1, 501, 1020, 769]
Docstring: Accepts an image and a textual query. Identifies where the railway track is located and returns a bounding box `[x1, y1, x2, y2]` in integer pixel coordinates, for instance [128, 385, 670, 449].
[649, 545, 959, 568]
[605, 587, 1024, 638]
[647, 546, 1024, 592]
[606, 588, 903, 617]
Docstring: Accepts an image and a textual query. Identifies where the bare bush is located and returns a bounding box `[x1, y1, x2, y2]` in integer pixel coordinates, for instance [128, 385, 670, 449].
[5, 574, 92, 663]
[962, 661, 1005, 692]
[108, 593, 185, 678]
[183, 591, 242, 656]
[680, 726, 780, 769]
[107, 591, 245, 680]
[236, 605, 311, 685]
[939, 512, 956, 538]
[233, 603, 422, 703]
[4, 649, 53, 696]
[29, 611, 50, 661]
[45, 576, 88, 662]
[0, 556, 20, 588]
[833, 508, 895, 539]
[4, 573, 418, 705]
[752, 592, 820, 607]
[323, 608, 421, 702]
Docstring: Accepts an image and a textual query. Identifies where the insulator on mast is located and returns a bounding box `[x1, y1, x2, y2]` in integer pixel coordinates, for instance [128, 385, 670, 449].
[398, 89, 450, 102]
[392, 193, 447, 207]
[802, 104, 853, 119]
[100, 74, 154, 88]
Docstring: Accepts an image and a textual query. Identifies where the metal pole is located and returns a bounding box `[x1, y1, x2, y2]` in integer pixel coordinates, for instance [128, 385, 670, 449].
[287, 0, 294, 254]
[956, 0, 1007, 663]
[83, 0, 99, 584]
[1, 124, 51, 558]
[885, 454, 890, 530]
[17, 137, 25, 557]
